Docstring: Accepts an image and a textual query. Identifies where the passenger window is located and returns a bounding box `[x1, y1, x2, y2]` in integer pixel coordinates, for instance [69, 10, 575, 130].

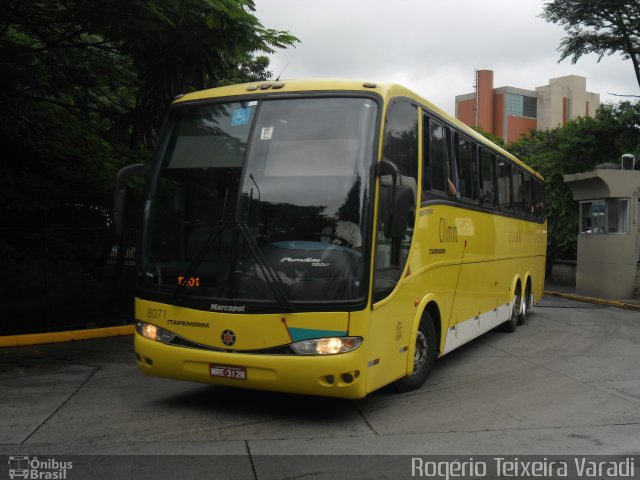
[523, 174, 534, 216]
[423, 116, 457, 197]
[534, 179, 546, 220]
[385, 102, 418, 187]
[512, 169, 523, 214]
[455, 134, 477, 201]
[497, 158, 512, 211]
[424, 116, 446, 193]
[479, 149, 496, 207]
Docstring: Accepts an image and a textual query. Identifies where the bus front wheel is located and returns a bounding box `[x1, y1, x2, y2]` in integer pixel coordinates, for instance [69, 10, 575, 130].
[394, 313, 437, 392]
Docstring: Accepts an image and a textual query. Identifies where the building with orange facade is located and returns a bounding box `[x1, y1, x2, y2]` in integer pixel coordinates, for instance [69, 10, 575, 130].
[455, 70, 600, 143]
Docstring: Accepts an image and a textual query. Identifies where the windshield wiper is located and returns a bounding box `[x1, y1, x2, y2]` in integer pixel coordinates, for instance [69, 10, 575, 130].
[236, 222, 292, 311]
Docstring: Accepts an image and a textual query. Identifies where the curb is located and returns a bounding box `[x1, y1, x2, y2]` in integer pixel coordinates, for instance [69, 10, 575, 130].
[0, 325, 135, 348]
[2, 291, 638, 349]
[545, 290, 640, 312]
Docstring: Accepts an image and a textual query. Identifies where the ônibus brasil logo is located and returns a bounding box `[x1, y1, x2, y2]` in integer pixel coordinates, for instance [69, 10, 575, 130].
[8, 456, 73, 479]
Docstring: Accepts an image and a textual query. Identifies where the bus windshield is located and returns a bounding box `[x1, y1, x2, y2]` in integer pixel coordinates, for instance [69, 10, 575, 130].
[140, 96, 378, 308]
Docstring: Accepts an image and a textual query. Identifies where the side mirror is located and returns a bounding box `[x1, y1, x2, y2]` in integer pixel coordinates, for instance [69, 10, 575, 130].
[113, 164, 149, 236]
[376, 160, 415, 239]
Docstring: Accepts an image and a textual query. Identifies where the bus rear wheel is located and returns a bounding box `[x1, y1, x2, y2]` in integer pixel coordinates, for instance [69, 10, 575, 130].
[394, 313, 437, 392]
[502, 286, 521, 333]
[519, 281, 533, 325]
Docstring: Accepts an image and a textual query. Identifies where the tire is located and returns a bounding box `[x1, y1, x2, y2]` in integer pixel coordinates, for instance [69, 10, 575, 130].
[518, 281, 533, 325]
[394, 313, 437, 392]
[502, 286, 521, 333]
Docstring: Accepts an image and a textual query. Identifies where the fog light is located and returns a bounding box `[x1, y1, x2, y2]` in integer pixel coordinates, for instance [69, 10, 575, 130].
[342, 373, 354, 383]
[290, 337, 362, 355]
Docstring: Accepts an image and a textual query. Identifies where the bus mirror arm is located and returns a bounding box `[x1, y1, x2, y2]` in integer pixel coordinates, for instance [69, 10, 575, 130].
[113, 164, 149, 237]
[376, 159, 399, 201]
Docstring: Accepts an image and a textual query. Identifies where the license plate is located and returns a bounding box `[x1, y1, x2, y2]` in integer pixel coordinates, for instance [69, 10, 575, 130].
[210, 364, 247, 380]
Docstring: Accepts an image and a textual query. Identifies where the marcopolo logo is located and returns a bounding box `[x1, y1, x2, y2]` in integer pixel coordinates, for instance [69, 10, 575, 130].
[8, 456, 72, 479]
[210, 303, 246, 313]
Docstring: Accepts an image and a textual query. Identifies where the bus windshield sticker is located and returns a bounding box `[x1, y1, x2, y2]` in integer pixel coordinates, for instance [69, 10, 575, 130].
[231, 108, 251, 126]
[260, 126, 274, 140]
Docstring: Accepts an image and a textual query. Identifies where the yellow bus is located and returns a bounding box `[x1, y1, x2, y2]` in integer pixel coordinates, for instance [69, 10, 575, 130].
[127, 79, 546, 399]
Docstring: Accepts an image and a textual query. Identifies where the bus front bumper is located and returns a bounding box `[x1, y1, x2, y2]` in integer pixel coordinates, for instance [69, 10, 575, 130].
[134, 333, 369, 399]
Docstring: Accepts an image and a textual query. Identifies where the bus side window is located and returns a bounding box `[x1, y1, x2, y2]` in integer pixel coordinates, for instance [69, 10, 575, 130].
[534, 179, 546, 220]
[423, 115, 445, 193]
[455, 134, 477, 202]
[523, 174, 534, 216]
[512, 169, 523, 215]
[497, 157, 512, 211]
[386, 103, 419, 187]
[444, 126, 457, 197]
[479, 148, 496, 207]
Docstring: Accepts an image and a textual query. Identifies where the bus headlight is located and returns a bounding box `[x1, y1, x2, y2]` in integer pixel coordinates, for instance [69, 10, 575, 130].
[290, 337, 362, 355]
[136, 320, 175, 344]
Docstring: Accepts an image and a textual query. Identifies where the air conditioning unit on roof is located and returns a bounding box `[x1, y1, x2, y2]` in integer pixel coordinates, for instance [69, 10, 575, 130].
[621, 153, 635, 170]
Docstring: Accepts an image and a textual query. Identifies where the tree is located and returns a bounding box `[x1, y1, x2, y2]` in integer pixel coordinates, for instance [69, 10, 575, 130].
[541, 0, 640, 89]
[0, 0, 298, 331]
[473, 127, 506, 147]
[510, 101, 640, 265]
[0, 0, 298, 198]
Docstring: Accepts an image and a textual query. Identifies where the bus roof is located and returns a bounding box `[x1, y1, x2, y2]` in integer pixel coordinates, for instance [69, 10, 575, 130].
[175, 78, 541, 179]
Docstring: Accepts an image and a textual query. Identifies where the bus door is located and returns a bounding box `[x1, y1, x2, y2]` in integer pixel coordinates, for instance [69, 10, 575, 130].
[367, 100, 419, 393]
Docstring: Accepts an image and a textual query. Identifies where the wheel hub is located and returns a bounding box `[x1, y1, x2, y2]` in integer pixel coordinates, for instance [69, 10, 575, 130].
[413, 330, 428, 374]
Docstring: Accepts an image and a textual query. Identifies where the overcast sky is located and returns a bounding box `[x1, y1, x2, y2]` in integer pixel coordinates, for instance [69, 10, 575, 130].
[253, 0, 639, 116]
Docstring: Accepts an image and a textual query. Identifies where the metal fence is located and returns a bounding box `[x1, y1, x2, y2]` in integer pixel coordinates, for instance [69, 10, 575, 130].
[0, 186, 142, 335]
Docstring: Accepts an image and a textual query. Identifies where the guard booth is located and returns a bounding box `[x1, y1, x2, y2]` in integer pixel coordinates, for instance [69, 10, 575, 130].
[564, 155, 640, 299]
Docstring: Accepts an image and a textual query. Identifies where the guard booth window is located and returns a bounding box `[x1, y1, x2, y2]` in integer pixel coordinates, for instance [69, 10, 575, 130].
[581, 199, 629, 234]
[374, 101, 418, 302]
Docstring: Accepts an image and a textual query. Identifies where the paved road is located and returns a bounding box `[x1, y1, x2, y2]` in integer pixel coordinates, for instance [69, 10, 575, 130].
[1, 296, 639, 478]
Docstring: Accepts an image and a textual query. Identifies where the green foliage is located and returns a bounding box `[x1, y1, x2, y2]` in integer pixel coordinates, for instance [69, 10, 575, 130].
[216, 55, 273, 87]
[473, 127, 506, 147]
[541, 0, 640, 89]
[509, 101, 640, 262]
[0, 0, 298, 205]
[0, 1, 298, 330]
